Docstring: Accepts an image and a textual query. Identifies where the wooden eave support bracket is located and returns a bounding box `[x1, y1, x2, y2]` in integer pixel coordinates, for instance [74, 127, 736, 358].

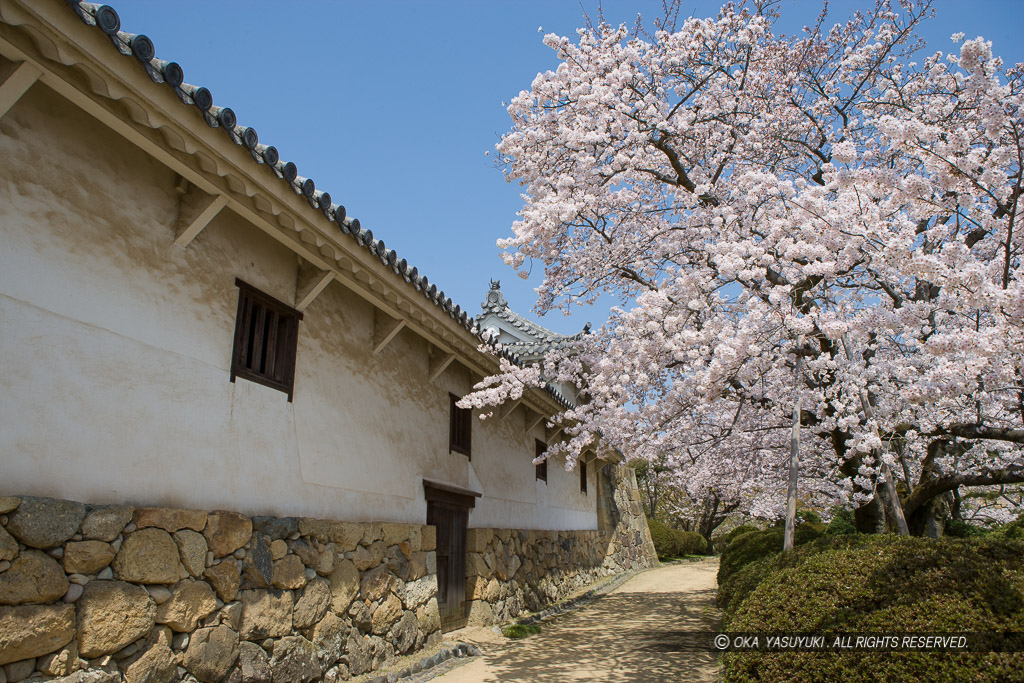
[174, 181, 227, 248]
[500, 398, 521, 421]
[428, 347, 456, 383]
[373, 308, 406, 355]
[545, 424, 564, 443]
[295, 264, 334, 312]
[0, 60, 41, 119]
[525, 408, 547, 434]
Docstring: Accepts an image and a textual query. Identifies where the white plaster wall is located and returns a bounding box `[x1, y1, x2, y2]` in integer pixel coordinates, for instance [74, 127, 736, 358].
[0, 84, 597, 531]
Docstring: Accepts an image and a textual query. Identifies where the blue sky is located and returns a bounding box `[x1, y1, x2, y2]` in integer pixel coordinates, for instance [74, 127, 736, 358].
[111, 1, 1024, 335]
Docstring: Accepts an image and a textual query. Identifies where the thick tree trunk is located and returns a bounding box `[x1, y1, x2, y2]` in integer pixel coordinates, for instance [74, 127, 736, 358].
[854, 495, 888, 534]
[908, 491, 953, 537]
[841, 335, 909, 535]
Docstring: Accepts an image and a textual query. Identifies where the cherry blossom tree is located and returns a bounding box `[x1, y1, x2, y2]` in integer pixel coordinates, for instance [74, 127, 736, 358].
[464, 0, 1023, 534]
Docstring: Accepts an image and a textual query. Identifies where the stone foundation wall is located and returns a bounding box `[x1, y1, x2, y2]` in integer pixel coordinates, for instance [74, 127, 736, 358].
[461, 464, 658, 626]
[0, 496, 441, 683]
[596, 464, 659, 574]
[463, 528, 607, 625]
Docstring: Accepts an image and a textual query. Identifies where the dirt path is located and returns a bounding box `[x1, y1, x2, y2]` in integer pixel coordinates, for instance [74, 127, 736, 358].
[433, 558, 721, 682]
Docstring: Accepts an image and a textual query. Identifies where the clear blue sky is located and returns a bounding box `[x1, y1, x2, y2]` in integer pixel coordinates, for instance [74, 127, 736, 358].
[111, 1, 1023, 334]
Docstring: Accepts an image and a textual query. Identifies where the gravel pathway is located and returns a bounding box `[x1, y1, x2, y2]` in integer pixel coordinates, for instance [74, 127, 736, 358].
[431, 558, 722, 682]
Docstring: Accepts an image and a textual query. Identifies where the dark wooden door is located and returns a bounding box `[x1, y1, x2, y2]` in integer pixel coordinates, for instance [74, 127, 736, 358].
[427, 500, 469, 631]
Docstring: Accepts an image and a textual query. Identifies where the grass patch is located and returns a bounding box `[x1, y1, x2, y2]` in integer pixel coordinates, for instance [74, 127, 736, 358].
[502, 623, 542, 639]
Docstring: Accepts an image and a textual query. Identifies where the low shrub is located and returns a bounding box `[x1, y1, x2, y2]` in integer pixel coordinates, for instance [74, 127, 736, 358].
[723, 524, 760, 545]
[717, 524, 822, 590]
[647, 518, 709, 559]
[721, 535, 1024, 682]
[823, 507, 857, 536]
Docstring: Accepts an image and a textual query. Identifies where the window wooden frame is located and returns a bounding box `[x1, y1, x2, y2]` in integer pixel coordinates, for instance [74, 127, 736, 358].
[535, 439, 548, 482]
[231, 278, 303, 401]
[449, 393, 472, 458]
[580, 459, 588, 494]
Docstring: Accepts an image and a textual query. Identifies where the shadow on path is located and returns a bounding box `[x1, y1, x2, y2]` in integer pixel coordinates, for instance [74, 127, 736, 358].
[437, 558, 721, 682]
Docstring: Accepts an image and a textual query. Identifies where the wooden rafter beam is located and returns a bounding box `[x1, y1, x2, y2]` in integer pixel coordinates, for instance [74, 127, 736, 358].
[373, 309, 406, 355]
[0, 60, 41, 119]
[173, 183, 227, 248]
[295, 264, 333, 312]
[428, 347, 456, 383]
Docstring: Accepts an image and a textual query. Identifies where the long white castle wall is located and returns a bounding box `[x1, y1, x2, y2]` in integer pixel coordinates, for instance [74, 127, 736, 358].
[0, 83, 596, 531]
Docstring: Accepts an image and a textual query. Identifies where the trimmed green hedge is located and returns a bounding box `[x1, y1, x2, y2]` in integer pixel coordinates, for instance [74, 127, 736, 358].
[647, 518, 708, 559]
[717, 525, 822, 590]
[720, 535, 1024, 682]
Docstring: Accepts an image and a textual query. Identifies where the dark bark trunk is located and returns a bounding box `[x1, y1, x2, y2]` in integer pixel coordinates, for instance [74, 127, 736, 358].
[908, 491, 953, 537]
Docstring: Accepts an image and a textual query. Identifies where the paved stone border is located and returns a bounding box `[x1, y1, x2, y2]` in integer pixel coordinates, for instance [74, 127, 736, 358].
[352, 642, 481, 683]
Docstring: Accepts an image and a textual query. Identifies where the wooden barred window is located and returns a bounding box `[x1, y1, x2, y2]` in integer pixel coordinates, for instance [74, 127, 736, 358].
[535, 440, 548, 482]
[449, 394, 472, 458]
[231, 279, 303, 401]
[580, 459, 588, 494]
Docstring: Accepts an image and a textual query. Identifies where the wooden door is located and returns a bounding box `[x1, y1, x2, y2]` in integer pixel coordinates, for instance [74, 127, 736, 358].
[427, 500, 469, 631]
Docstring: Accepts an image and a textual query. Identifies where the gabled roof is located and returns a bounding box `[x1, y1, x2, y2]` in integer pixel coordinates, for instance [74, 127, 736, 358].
[477, 280, 590, 358]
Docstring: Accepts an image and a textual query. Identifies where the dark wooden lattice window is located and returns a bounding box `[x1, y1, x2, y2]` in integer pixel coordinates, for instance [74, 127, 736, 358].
[580, 459, 588, 494]
[449, 393, 471, 458]
[535, 439, 548, 482]
[231, 279, 303, 401]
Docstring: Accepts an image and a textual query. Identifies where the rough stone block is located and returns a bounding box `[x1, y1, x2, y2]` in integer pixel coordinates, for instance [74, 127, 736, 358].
[205, 561, 242, 603]
[297, 519, 362, 551]
[327, 560, 358, 615]
[180, 624, 239, 683]
[0, 603, 75, 666]
[113, 528, 182, 585]
[81, 506, 134, 542]
[252, 516, 298, 540]
[204, 512, 252, 558]
[380, 524, 409, 547]
[37, 640, 78, 676]
[0, 525, 17, 562]
[62, 541, 115, 576]
[370, 594, 402, 635]
[292, 578, 331, 630]
[0, 549, 69, 605]
[155, 580, 217, 632]
[464, 600, 495, 627]
[239, 589, 293, 641]
[77, 581, 156, 658]
[123, 642, 176, 683]
[5, 496, 85, 549]
[238, 640, 272, 683]
[420, 526, 435, 552]
[270, 636, 320, 683]
[272, 555, 307, 590]
[174, 530, 209, 578]
[134, 508, 207, 533]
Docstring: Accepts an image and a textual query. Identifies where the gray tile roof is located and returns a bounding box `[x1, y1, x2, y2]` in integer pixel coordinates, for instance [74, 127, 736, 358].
[64, 2, 578, 411]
